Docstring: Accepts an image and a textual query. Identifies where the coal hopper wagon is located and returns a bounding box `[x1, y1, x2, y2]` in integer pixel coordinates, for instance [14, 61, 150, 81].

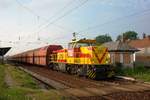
[9, 45, 63, 66]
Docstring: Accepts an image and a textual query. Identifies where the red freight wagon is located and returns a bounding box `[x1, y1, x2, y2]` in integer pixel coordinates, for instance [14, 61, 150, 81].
[21, 53, 27, 63]
[13, 54, 17, 61]
[34, 47, 46, 65]
[17, 54, 21, 62]
[9, 45, 62, 66]
[13, 55, 17, 61]
[33, 45, 62, 66]
[34, 49, 39, 65]
[26, 51, 34, 64]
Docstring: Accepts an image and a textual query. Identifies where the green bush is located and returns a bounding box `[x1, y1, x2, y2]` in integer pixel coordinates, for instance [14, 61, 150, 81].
[114, 63, 124, 75]
[115, 64, 150, 82]
[133, 65, 147, 73]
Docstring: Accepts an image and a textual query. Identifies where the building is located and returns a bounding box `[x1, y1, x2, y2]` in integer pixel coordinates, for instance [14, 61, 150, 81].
[128, 34, 150, 67]
[102, 41, 138, 67]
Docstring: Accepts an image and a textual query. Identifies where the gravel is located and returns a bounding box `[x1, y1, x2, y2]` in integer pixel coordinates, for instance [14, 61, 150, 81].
[79, 91, 150, 100]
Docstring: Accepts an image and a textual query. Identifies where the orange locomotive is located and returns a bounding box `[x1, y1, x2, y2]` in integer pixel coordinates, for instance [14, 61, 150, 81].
[50, 38, 114, 79]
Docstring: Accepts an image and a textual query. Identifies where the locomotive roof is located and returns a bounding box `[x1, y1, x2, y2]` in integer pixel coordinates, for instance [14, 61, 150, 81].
[70, 39, 96, 44]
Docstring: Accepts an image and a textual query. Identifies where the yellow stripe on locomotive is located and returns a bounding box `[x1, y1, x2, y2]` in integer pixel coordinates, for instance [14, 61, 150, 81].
[52, 39, 111, 66]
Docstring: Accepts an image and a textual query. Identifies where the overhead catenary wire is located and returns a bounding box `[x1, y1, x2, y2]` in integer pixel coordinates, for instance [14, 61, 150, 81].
[15, 0, 40, 18]
[15, 0, 89, 45]
[32, 0, 90, 43]
[15, 0, 77, 40]
[78, 8, 150, 34]
[36, 7, 150, 45]
[37, 0, 76, 28]
[39, 1, 150, 42]
[15, 0, 76, 32]
[14, 0, 150, 45]
[35, 0, 89, 34]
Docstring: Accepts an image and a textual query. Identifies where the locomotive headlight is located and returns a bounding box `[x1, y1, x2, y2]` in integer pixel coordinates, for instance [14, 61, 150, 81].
[93, 67, 96, 71]
[105, 56, 110, 64]
[106, 60, 108, 64]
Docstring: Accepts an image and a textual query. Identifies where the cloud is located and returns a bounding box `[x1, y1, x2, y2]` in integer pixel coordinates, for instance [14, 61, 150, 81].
[0, 0, 13, 9]
[24, 0, 71, 11]
[100, 0, 129, 7]
[139, 0, 150, 9]
[15, 0, 76, 22]
[99, 0, 141, 8]
[17, 0, 32, 4]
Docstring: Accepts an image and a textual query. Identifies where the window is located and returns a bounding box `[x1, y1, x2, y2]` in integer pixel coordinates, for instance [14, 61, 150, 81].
[68, 43, 74, 49]
[68, 42, 95, 49]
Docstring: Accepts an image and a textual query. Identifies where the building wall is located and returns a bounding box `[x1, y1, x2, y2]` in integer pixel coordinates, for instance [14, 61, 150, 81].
[124, 53, 131, 64]
[110, 52, 134, 67]
[135, 54, 150, 67]
[115, 53, 120, 63]
[129, 36, 150, 67]
[135, 47, 150, 67]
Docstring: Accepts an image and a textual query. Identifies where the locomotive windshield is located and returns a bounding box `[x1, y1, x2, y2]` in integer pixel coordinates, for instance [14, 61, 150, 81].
[68, 41, 95, 49]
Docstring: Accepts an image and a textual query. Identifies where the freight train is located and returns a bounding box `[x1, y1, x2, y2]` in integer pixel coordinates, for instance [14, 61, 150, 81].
[8, 38, 114, 79]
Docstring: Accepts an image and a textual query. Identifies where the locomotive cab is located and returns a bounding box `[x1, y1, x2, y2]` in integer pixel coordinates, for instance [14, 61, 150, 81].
[68, 38, 96, 49]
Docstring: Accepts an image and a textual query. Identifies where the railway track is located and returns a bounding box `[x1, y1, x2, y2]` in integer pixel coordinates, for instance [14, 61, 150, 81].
[19, 65, 134, 88]
[15, 64, 150, 100]
[20, 65, 99, 88]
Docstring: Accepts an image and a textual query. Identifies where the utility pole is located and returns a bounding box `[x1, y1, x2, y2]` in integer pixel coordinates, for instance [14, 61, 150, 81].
[37, 16, 40, 41]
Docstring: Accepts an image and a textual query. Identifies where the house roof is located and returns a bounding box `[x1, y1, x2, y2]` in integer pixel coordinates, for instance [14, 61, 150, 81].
[102, 41, 119, 50]
[102, 41, 139, 52]
[128, 36, 150, 48]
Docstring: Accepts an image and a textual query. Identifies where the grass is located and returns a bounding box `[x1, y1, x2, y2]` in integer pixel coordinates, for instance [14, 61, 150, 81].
[1, 87, 65, 100]
[7, 65, 39, 89]
[0, 64, 66, 100]
[0, 64, 8, 96]
[115, 65, 150, 82]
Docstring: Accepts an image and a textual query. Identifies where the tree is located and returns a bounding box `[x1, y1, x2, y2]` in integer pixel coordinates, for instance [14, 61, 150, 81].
[123, 31, 138, 40]
[116, 31, 138, 41]
[95, 34, 112, 44]
[116, 35, 122, 41]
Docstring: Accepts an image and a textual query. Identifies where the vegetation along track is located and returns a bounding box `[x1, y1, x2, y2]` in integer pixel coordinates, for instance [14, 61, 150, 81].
[17, 64, 150, 100]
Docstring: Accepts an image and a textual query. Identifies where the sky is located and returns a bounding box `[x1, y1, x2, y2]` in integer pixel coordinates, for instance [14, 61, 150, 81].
[0, 0, 150, 55]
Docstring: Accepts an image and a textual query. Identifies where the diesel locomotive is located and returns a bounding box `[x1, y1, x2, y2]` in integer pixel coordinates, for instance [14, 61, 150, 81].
[8, 37, 114, 79]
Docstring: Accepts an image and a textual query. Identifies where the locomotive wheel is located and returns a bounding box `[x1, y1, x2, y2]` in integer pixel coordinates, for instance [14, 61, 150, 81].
[77, 65, 88, 77]
[53, 63, 59, 71]
[77, 67, 82, 76]
[66, 65, 78, 74]
[66, 66, 71, 74]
